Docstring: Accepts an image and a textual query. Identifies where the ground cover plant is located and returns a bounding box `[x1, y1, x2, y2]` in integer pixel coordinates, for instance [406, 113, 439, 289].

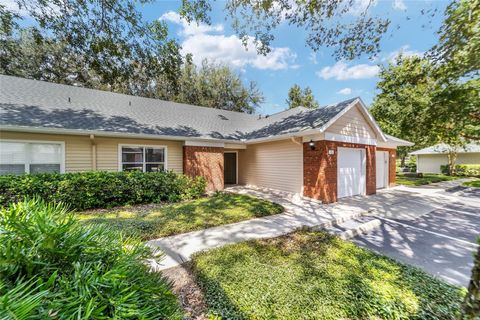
[396, 173, 461, 186]
[0, 171, 205, 210]
[78, 192, 284, 240]
[0, 199, 181, 319]
[192, 230, 465, 320]
[463, 180, 480, 188]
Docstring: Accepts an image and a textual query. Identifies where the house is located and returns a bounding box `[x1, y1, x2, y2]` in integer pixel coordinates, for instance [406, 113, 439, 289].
[410, 143, 480, 173]
[0, 75, 413, 203]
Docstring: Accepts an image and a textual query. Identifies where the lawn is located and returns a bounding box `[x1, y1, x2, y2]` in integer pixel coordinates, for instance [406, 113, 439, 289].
[192, 231, 464, 319]
[396, 173, 461, 186]
[463, 179, 480, 188]
[78, 192, 283, 240]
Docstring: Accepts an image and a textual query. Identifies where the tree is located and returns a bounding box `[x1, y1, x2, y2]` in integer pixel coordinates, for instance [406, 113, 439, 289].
[157, 58, 264, 113]
[370, 56, 436, 166]
[286, 84, 320, 109]
[431, 0, 479, 79]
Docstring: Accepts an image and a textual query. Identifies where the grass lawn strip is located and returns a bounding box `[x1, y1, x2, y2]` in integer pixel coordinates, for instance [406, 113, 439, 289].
[396, 173, 461, 186]
[192, 230, 465, 320]
[463, 179, 480, 188]
[77, 192, 283, 240]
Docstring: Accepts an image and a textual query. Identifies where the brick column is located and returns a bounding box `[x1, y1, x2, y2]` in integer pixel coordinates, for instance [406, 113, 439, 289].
[377, 147, 397, 187]
[303, 140, 376, 203]
[183, 146, 224, 192]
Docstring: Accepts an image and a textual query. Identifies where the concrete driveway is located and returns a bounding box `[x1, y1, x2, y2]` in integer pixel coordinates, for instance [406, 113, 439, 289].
[350, 182, 479, 287]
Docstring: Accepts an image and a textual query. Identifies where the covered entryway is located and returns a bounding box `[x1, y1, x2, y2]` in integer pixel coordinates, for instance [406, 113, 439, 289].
[337, 147, 366, 198]
[224, 151, 237, 185]
[376, 151, 389, 189]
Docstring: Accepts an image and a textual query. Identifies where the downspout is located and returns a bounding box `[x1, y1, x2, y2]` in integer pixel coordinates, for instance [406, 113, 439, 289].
[90, 134, 97, 171]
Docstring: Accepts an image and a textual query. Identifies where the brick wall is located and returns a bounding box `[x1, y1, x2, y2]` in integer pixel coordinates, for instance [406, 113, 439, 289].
[303, 140, 376, 203]
[377, 147, 396, 187]
[183, 146, 224, 192]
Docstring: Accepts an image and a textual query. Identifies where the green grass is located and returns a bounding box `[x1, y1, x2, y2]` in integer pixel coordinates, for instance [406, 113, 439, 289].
[78, 192, 283, 240]
[396, 173, 460, 186]
[192, 231, 464, 320]
[463, 179, 480, 188]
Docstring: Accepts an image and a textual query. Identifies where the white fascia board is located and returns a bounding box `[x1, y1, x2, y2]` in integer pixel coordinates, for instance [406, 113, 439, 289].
[0, 125, 240, 143]
[325, 132, 377, 146]
[184, 140, 225, 147]
[225, 143, 247, 149]
[244, 129, 321, 145]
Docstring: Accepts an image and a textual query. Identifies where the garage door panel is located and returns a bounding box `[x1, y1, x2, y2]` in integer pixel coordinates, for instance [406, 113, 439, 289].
[337, 148, 366, 198]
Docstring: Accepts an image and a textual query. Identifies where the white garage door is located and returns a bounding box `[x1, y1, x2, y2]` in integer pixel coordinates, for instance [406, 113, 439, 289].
[376, 151, 389, 189]
[337, 148, 366, 198]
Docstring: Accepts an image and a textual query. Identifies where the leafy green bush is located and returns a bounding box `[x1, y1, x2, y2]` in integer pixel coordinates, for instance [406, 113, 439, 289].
[440, 164, 480, 177]
[0, 171, 206, 210]
[0, 199, 181, 319]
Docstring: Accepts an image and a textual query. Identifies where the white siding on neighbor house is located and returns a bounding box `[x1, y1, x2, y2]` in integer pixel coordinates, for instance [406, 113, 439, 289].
[417, 153, 480, 173]
[239, 139, 303, 193]
[325, 105, 376, 139]
[0, 131, 184, 174]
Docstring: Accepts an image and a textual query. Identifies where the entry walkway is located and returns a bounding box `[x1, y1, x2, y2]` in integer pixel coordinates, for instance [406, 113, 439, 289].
[147, 180, 477, 271]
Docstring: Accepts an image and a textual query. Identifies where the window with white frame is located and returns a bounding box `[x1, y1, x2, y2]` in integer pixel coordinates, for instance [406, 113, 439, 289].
[0, 141, 64, 175]
[120, 145, 166, 172]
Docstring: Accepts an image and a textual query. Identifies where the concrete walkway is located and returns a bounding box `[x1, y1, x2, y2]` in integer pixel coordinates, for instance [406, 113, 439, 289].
[147, 186, 368, 270]
[148, 180, 478, 271]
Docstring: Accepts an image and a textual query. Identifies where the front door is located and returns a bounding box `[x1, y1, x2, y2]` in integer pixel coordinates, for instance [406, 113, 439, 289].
[224, 152, 237, 184]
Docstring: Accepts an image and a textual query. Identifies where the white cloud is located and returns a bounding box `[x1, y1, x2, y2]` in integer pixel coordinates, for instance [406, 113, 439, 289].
[317, 61, 380, 80]
[392, 0, 407, 11]
[309, 52, 318, 65]
[160, 11, 297, 71]
[337, 88, 352, 95]
[348, 0, 378, 16]
[384, 45, 423, 62]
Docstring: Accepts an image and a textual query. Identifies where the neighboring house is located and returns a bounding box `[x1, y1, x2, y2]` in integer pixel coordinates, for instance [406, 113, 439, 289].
[410, 143, 480, 173]
[0, 75, 412, 203]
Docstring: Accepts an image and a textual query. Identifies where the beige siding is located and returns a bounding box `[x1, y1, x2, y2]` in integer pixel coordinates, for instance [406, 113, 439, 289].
[0, 131, 92, 172]
[240, 139, 303, 193]
[417, 153, 480, 173]
[0, 131, 183, 173]
[326, 105, 376, 138]
[95, 137, 183, 173]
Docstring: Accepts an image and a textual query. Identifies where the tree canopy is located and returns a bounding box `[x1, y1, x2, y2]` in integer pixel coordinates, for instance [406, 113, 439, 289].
[286, 84, 320, 109]
[0, 0, 263, 113]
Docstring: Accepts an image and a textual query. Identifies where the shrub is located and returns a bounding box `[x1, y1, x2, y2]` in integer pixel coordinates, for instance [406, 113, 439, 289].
[0, 171, 206, 210]
[440, 164, 480, 177]
[0, 199, 182, 319]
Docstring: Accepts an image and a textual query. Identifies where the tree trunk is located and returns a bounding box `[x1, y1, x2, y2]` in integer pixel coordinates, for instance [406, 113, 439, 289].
[447, 151, 458, 176]
[460, 244, 480, 319]
[400, 155, 406, 168]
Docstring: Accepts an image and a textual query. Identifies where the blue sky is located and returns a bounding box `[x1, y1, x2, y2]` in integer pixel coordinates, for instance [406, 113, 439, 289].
[138, 0, 449, 115]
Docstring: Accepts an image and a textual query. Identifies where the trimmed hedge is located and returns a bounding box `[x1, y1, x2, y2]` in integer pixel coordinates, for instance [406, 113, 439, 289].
[0, 171, 206, 210]
[440, 164, 480, 177]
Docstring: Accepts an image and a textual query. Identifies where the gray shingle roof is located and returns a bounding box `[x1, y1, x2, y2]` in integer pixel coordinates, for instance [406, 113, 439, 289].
[0, 75, 358, 141]
[410, 143, 480, 155]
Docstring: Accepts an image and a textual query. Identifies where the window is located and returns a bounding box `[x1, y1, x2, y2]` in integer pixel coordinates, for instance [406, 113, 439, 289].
[119, 145, 166, 172]
[0, 140, 64, 175]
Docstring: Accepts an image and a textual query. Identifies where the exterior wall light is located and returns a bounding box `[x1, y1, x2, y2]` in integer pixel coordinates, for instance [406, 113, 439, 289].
[309, 140, 315, 151]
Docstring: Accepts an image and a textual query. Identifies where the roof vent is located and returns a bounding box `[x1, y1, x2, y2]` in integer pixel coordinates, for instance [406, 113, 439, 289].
[68, 97, 71, 103]
[129, 101, 131, 106]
